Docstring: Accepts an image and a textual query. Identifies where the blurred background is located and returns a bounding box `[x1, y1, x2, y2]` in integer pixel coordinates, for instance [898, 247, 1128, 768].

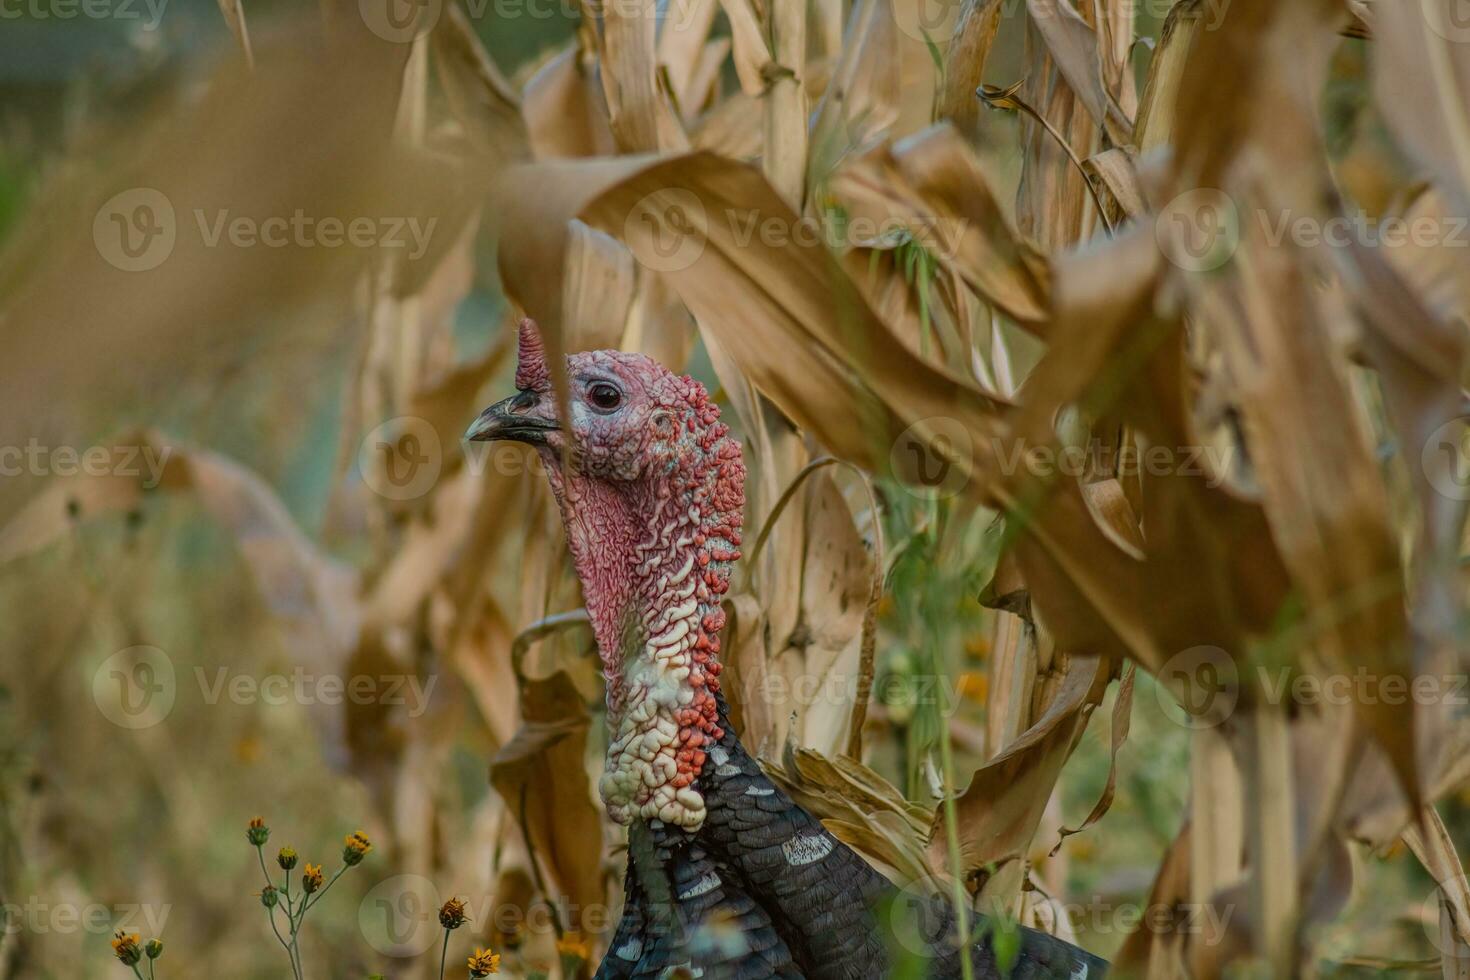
[1, 0, 1468, 977]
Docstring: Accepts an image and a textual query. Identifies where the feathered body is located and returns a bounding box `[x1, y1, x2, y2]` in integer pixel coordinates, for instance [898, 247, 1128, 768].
[468, 321, 1107, 980]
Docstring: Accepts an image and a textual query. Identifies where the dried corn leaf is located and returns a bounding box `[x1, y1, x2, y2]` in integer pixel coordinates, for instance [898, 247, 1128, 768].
[489, 671, 605, 930]
[929, 655, 1106, 878]
[829, 126, 1051, 328]
[574, 152, 1011, 484]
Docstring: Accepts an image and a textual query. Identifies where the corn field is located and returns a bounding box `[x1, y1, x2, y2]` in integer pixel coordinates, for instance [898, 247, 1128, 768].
[0, 0, 1469, 975]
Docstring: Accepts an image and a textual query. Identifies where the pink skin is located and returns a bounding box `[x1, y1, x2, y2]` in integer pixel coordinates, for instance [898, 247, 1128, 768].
[488, 320, 744, 828]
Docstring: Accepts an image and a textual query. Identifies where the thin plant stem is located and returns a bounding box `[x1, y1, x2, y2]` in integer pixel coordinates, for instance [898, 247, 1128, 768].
[937, 709, 975, 980]
[255, 844, 303, 980]
[927, 508, 973, 980]
[281, 870, 305, 980]
[439, 929, 451, 980]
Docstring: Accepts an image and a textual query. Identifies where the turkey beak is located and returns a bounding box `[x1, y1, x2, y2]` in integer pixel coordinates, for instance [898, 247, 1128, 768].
[465, 391, 559, 444]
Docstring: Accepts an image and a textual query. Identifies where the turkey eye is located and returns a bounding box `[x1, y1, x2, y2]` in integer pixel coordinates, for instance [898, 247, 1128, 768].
[587, 382, 623, 413]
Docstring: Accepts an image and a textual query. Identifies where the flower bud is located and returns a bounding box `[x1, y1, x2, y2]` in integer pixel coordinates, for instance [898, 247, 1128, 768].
[438, 897, 467, 930]
[111, 932, 142, 966]
[302, 863, 324, 894]
[342, 830, 372, 867]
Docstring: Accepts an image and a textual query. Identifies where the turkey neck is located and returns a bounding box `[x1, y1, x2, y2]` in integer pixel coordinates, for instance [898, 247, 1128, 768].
[540, 424, 744, 832]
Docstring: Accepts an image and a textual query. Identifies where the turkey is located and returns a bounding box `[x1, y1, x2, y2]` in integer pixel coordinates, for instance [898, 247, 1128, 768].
[467, 319, 1108, 980]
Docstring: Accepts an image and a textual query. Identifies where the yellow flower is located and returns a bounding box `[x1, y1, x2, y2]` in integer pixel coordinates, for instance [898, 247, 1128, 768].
[277, 846, 298, 870]
[343, 830, 372, 866]
[557, 932, 590, 962]
[302, 863, 324, 893]
[439, 896, 468, 930]
[467, 947, 501, 976]
[111, 931, 142, 966]
[956, 671, 988, 705]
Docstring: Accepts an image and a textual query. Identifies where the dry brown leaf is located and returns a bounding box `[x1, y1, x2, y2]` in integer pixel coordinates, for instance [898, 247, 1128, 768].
[1368, 0, 1470, 209]
[521, 45, 619, 159]
[601, 0, 663, 152]
[936, 0, 1004, 127]
[1025, 0, 1132, 145]
[489, 671, 605, 932]
[431, 3, 524, 154]
[829, 126, 1051, 328]
[573, 151, 1011, 485]
[929, 655, 1106, 878]
[657, 0, 721, 112]
[808, 0, 902, 189]
[1083, 147, 1145, 223]
[715, 0, 775, 96]
[1051, 663, 1133, 853]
